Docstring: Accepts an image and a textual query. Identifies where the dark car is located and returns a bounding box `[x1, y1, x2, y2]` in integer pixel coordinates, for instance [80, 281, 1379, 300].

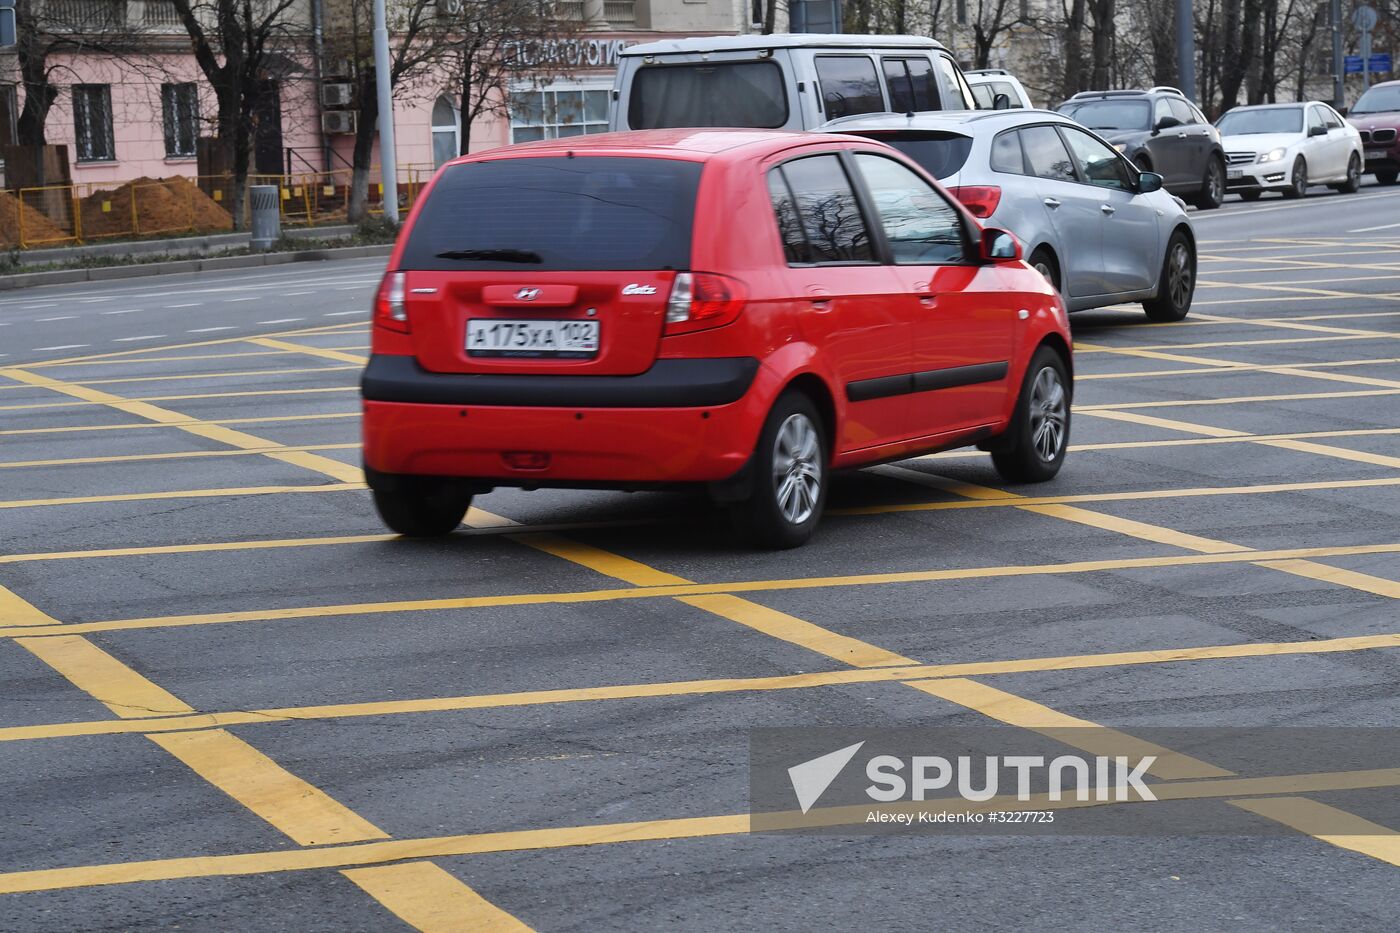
[1057, 87, 1226, 209]
[1347, 79, 1400, 185]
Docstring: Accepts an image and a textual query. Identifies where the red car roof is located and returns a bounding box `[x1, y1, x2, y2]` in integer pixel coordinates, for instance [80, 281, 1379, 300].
[445, 129, 874, 165]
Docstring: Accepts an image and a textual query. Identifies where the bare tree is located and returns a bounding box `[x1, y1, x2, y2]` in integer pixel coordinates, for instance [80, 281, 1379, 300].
[966, 0, 1025, 69]
[167, 0, 303, 227]
[11, 0, 133, 146]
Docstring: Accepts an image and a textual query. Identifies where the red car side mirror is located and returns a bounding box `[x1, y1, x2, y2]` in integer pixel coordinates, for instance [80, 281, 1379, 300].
[980, 227, 1022, 262]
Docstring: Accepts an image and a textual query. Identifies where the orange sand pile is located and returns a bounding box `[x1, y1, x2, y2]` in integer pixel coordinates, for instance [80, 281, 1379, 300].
[0, 190, 69, 246]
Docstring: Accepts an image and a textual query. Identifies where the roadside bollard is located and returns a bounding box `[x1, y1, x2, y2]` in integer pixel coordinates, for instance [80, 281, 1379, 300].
[249, 185, 281, 250]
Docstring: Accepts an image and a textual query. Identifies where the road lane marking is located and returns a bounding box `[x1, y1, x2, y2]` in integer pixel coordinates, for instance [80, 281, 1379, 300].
[0, 483, 363, 510]
[187, 326, 236, 333]
[30, 345, 90, 351]
[0, 385, 358, 412]
[0, 584, 62, 627]
[165, 303, 202, 308]
[1262, 437, 1400, 469]
[149, 730, 390, 846]
[0, 364, 358, 390]
[5, 767, 1400, 895]
[259, 318, 305, 324]
[18, 320, 361, 367]
[678, 594, 917, 668]
[0, 443, 358, 470]
[1230, 799, 1400, 866]
[1349, 219, 1400, 232]
[1078, 388, 1400, 410]
[35, 316, 77, 322]
[5, 542, 1396, 641]
[1253, 559, 1400, 598]
[16, 634, 193, 718]
[100, 309, 140, 315]
[247, 337, 367, 364]
[903, 679, 1229, 779]
[0, 411, 358, 437]
[41, 349, 289, 366]
[113, 335, 166, 342]
[342, 862, 532, 932]
[1079, 409, 1250, 437]
[6, 631, 1400, 744]
[324, 311, 364, 317]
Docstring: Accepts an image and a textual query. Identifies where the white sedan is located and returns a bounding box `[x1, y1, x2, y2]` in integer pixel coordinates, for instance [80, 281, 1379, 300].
[1217, 101, 1364, 200]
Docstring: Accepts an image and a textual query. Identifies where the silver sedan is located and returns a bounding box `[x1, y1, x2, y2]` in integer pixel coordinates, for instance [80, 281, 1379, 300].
[823, 110, 1198, 322]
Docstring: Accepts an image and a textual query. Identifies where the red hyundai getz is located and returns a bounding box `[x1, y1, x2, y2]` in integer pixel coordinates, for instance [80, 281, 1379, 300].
[362, 129, 1072, 548]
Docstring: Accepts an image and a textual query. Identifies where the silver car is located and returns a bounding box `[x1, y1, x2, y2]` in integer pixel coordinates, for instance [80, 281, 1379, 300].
[823, 110, 1197, 322]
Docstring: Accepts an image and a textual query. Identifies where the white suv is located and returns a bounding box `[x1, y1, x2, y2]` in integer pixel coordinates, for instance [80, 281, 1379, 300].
[965, 69, 1033, 110]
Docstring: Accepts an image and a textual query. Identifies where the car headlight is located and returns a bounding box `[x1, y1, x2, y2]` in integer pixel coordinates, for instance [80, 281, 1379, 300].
[1258, 147, 1287, 163]
[1113, 143, 1126, 152]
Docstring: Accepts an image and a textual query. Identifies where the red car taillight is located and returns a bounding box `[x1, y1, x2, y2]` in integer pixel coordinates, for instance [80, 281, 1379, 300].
[664, 272, 747, 336]
[951, 185, 1002, 219]
[374, 271, 409, 332]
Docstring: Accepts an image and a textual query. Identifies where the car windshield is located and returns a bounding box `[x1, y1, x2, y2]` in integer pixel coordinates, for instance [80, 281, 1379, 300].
[850, 131, 975, 179]
[1058, 100, 1150, 131]
[400, 156, 702, 272]
[628, 61, 788, 129]
[1352, 85, 1400, 114]
[1216, 107, 1302, 135]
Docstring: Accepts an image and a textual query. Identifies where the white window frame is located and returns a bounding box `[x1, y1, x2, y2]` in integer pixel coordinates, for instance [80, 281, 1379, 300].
[509, 81, 612, 144]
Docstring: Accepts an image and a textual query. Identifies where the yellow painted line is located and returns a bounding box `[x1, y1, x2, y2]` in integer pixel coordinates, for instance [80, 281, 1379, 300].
[6, 631, 1400, 745]
[149, 730, 390, 847]
[904, 678, 1231, 779]
[1261, 438, 1400, 469]
[1190, 311, 1400, 337]
[16, 634, 193, 717]
[0, 584, 62, 627]
[0, 411, 359, 437]
[1017, 504, 1246, 554]
[678, 593, 917, 668]
[0, 386, 356, 413]
[1078, 388, 1400, 411]
[1230, 798, 1400, 866]
[0, 364, 358, 391]
[0, 483, 363, 510]
[7, 767, 1400, 895]
[511, 533, 689, 586]
[7, 542, 1399, 641]
[1192, 282, 1400, 303]
[40, 349, 292, 367]
[1078, 409, 1249, 438]
[837, 475, 1400, 517]
[0, 444, 358, 470]
[20, 321, 365, 368]
[1076, 357, 1400, 384]
[248, 337, 369, 365]
[1254, 560, 1400, 599]
[1076, 333, 1396, 352]
[341, 862, 532, 932]
[0, 535, 394, 565]
[1199, 275, 1400, 289]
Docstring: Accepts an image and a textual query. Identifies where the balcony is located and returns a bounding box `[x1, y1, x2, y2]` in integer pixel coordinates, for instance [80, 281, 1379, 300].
[38, 0, 188, 34]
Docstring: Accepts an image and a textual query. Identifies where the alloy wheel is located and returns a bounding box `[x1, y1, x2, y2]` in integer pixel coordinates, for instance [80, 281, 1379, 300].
[1208, 163, 1223, 203]
[1029, 367, 1068, 462]
[1293, 161, 1308, 197]
[1168, 241, 1193, 309]
[772, 413, 821, 525]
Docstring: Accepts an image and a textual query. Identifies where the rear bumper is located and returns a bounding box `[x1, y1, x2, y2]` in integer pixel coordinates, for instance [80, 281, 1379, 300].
[361, 354, 768, 484]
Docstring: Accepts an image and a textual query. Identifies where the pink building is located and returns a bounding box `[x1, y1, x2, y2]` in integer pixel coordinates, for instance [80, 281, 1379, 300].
[0, 0, 742, 189]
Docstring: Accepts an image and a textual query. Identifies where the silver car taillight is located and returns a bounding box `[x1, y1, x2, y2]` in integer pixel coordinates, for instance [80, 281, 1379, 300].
[666, 272, 693, 324]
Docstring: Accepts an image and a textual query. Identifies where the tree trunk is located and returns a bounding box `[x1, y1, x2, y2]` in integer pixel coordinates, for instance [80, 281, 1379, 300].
[348, 74, 379, 223]
[763, 0, 776, 34]
[974, 26, 993, 69]
[1062, 0, 1088, 99]
[1089, 0, 1115, 90]
[14, 2, 57, 147]
[458, 66, 474, 156]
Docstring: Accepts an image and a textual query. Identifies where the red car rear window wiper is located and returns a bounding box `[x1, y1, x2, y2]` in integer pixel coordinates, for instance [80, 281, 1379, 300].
[435, 249, 543, 263]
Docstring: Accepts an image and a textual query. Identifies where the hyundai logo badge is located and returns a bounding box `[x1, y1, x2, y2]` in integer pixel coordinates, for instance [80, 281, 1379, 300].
[515, 287, 541, 301]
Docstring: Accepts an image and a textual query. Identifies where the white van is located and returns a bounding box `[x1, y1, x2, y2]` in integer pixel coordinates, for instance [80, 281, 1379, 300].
[609, 34, 977, 132]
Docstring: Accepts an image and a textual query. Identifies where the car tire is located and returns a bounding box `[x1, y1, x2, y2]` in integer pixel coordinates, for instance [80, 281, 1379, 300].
[1027, 247, 1061, 294]
[1142, 229, 1195, 323]
[1376, 168, 1399, 186]
[1282, 157, 1308, 199]
[1334, 153, 1362, 193]
[991, 347, 1071, 485]
[1194, 158, 1225, 209]
[372, 477, 474, 537]
[1239, 190, 1263, 202]
[1133, 155, 1153, 174]
[732, 391, 828, 550]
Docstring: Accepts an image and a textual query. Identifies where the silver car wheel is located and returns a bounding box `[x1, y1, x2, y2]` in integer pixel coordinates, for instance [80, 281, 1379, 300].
[772, 413, 821, 525]
[1029, 366, 1068, 462]
[1167, 241, 1193, 309]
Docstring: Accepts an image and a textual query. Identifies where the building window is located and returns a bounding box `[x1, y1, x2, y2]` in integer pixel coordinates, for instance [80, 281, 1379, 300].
[510, 85, 609, 143]
[790, 0, 841, 32]
[431, 95, 459, 167]
[73, 85, 115, 162]
[161, 83, 199, 158]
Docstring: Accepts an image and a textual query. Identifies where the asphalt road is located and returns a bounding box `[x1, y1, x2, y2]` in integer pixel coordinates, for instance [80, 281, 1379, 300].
[1, 181, 1399, 932]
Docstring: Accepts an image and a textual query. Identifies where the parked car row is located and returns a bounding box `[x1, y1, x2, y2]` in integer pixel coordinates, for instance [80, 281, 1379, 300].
[360, 35, 1399, 549]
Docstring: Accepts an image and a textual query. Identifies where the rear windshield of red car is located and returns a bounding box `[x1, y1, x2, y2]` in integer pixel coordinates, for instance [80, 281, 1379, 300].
[400, 156, 703, 271]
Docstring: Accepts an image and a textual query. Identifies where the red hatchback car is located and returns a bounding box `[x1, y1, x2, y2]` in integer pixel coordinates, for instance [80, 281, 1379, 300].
[362, 130, 1072, 547]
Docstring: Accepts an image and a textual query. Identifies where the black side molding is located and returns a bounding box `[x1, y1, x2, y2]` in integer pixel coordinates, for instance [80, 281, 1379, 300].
[847, 361, 1009, 403]
[362, 354, 760, 408]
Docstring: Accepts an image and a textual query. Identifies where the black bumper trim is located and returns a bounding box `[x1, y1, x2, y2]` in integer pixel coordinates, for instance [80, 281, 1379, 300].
[361, 354, 761, 408]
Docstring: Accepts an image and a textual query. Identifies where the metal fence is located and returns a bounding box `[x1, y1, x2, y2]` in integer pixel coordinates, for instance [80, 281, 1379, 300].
[3, 164, 435, 250]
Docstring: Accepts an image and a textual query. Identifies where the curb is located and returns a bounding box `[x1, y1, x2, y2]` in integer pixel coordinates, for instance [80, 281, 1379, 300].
[0, 244, 392, 291]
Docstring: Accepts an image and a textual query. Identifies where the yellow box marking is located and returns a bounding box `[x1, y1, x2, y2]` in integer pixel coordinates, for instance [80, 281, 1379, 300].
[342, 862, 532, 932]
[0, 584, 62, 627]
[0, 483, 363, 511]
[1261, 438, 1400, 469]
[1230, 798, 1400, 867]
[512, 533, 690, 586]
[678, 594, 917, 668]
[1079, 408, 1250, 438]
[904, 678, 1231, 780]
[149, 730, 389, 847]
[247, 337, 368, 364]
[16, 635, 193, 718]
[1254, 560, 1400, 599]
